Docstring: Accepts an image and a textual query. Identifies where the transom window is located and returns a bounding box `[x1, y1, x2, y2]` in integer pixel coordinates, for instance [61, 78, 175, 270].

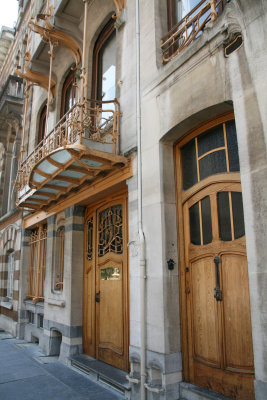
[181, 120, 240, 190]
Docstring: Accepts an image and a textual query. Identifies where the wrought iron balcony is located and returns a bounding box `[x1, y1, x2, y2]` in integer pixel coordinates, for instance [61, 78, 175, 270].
[16, 99, 128, 211]
[161, 0, 226, 63]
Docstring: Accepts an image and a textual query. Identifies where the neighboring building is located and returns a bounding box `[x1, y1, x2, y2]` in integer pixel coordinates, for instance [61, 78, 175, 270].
[0, 1, 267, 400]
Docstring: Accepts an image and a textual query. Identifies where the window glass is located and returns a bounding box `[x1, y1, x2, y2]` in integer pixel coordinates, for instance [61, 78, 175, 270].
[54, 226, 64, 291]
[201, 196, 212, 244]
[100, 31, 116, 102]
[198, 125, 224, 157]
[217, 192, 232, 241]
[226, 120, 240, 172]
[61, 71, 76, 117]
[38, 105, 47, 143]
[189, 202, 201, 245]
[176, 0, 200, 21]
[181, 139, 198, 190]
[181, 120, 239, 190]
[232, 192, 245, 239]
[199, 150, 227, 181]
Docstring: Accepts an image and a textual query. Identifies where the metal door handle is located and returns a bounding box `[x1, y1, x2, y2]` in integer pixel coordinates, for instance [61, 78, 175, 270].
[95, 291, 100, 303]
[214, 256, 222, 301]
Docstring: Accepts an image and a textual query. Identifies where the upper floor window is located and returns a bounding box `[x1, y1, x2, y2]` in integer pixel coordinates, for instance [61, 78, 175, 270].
[92, 20, 116, 102]
[61, 70, 76, 117]
[168, 0, 200, 29]
[163, 0, 227, 62]
[38, 104, 47, 143]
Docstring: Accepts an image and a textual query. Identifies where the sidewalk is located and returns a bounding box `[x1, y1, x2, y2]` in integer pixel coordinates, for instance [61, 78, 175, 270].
[0, 332, 124, 400]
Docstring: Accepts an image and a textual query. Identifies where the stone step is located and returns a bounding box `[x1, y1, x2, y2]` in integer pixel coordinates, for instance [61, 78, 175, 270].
[180, 382, 233, 400]
[69, 354, 131, 398]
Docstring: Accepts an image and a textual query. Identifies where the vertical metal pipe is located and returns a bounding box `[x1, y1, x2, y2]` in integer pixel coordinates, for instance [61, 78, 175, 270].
[81, 0, 89, 104]
[136, 0, 146, 399]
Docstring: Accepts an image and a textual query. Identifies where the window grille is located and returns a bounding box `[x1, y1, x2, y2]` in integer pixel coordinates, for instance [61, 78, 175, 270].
[27, 225, 47, 302]
[28, 311, 34, 324]
[54, 226, 64, 291]
[7, 252, 15, 299]
[38, 314, 44, 329]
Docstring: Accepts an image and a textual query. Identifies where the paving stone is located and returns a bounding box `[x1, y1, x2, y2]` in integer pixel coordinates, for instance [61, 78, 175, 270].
[0, 334, 123, 400]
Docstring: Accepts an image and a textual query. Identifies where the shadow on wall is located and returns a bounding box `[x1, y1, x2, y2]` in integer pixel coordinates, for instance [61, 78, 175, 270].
[49, 328, 62, 356]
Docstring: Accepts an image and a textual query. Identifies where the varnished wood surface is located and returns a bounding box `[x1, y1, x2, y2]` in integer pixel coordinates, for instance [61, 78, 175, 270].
[83, 192, 129, 371]
[183, 181, 254, 399]
[176, 114, 254, 399]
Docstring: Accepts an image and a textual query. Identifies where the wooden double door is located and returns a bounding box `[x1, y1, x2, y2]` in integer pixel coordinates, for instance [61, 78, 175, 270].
[177, 115, 255, 399]
[83, 193, 129, 371]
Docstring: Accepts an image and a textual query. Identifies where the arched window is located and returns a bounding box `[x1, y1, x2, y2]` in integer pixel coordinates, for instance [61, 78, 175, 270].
[61, 70, 76, 117]
[38, 104, 47, 143]
[92, 20, 116, 101]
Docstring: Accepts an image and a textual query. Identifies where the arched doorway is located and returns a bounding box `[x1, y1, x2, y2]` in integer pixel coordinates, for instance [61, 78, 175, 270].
[175, 113, 254, 399]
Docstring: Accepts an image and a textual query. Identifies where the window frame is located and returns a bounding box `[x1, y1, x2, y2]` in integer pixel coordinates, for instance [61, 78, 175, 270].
[53, 225, 65, 292]
[38, 104, 47, 144]
[92, 19, 116, 101]
[7, 251, 15, 299]
[60, 69, 76, 118]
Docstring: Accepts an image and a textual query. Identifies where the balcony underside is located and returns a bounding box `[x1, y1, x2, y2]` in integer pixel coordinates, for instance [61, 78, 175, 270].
[17, 141, 128, 211]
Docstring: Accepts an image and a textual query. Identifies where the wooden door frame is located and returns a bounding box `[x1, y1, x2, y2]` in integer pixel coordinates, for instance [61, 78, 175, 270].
[82, 189, 129, 370]
[174, 111, 235, 381]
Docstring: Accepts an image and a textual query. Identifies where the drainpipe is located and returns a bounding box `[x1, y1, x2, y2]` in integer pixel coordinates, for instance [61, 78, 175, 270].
[136, 0, 146, 399]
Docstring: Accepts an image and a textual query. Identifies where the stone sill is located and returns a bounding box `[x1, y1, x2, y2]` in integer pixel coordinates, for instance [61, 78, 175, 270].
[1, 301, 13, 310]
[47, 298, 66, 307]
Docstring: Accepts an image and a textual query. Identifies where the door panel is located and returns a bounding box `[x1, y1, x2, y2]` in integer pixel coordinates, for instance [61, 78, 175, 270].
[83, 193, 128, 371]
[96, 259, 124, 365]
[221, 253, 254, 371]
[83, 214, 95, 356]
[177, 117, 254, 399]
[183, 182, 254, 399]
[191, 256, 220, 365]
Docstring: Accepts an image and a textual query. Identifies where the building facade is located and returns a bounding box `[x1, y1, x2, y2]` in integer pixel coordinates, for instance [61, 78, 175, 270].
[0, 1, 267, 400]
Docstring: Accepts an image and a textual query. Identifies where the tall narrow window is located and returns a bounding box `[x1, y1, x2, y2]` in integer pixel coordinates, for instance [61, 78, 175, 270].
[54, 226, 64, 291]
[27, 225, 47, 302]
[38, 104, 47, 143]
[92, 20, 116, 102]
[7, 251, 15, 299]
[61, 70, 76, 117]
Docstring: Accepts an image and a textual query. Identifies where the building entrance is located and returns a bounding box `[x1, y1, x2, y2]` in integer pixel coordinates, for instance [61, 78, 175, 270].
[176, 115, 255, 399]
[83, 192, 129, 371]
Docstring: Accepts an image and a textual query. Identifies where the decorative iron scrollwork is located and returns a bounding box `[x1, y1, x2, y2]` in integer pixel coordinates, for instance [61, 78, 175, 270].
[87, 217, 93, 261]
[98, 205, 123, 257]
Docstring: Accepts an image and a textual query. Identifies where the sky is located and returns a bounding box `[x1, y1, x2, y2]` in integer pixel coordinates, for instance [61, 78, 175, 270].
[0, 0, 18, 30]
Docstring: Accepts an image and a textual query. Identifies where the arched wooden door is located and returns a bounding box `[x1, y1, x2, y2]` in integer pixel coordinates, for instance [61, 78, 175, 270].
[176, 115, 255, 399]
[83, 192, 129, 371]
